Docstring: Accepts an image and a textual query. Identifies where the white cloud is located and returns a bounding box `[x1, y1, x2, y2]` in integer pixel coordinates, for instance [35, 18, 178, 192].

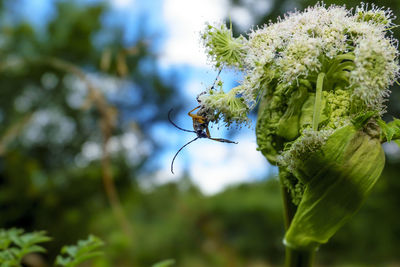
[188, 134, 268, 194]
[160, 0, 228, 67]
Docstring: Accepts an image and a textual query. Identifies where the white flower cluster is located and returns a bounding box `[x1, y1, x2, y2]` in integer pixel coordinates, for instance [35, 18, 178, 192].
[200, 2, 399, 125]
[246, 4, 351, 80]
[351, 35, 398, 109]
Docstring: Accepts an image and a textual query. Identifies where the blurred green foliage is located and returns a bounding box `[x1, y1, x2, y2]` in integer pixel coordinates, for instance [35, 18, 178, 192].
[0, 0, 400, 266]
[55, 235, 104, 267]
[0, 229, 103, 267]
[0, 228, 51, 266]
[0, 0, 177, 264]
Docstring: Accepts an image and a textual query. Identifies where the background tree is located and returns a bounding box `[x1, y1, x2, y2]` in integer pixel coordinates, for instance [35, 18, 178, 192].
[0, 0, 179, 264]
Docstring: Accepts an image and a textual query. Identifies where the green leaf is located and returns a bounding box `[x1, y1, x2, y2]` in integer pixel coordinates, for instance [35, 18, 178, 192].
[351, 111, 377, 129]
[0, 229, 50, 267]
[276, 85, 308, 140]
[22, 231, 52, 247]
[285, 125, 385, 250]
[377, 117, 400, 142]
[22, 245, 47, 254]
[152, 259, 176, 267]
[55, 235, 104, 267]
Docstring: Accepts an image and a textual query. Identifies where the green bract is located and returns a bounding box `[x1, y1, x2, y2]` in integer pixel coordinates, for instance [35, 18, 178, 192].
[200, 3, 400, 250]
[284, 123, 385, 250]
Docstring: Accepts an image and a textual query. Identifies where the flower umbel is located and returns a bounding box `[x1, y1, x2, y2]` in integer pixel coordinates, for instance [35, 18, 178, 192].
[201, 22, 246, 69]
[200, 3, 399, 124]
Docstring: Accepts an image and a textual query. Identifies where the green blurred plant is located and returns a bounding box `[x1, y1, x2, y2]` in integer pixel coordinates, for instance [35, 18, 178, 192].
[151, 259, 176, 267]
[55, 235, 104, 267]
[0, 228, 51, 266]
[0, 229, 104, 267]
[0, 0, 180, 262]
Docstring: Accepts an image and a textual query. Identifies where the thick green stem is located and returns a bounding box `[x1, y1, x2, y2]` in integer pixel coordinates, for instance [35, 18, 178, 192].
[280, 183, 298, 230]
[285, 247, 315, 267]
[280, 171, 315, 267]
[312, 73, 325, 131]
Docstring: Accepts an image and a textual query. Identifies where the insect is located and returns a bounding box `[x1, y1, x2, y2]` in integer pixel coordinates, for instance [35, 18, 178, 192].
[168, 72, 237, 174]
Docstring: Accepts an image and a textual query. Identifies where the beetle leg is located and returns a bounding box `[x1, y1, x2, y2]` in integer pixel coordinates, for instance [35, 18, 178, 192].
[206, 126, 211, 138]
[188, 106, 207, 123]
[189, 115, 206, 124]
[208, 137, 238, 144]
[189, 114, 206, 123]
[188, 106, 200, 116]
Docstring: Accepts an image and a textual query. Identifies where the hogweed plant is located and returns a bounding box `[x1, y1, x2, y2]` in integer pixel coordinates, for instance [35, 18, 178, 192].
[199, 3, 400, 266]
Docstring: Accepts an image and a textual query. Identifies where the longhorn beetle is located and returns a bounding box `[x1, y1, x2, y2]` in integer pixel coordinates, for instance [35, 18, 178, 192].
[169, 70, 237, 174]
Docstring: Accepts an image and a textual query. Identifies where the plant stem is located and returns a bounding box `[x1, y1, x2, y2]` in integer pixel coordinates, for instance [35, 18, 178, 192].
[280, 182, 297, 230]
[312, 72, 325, 131]
[285, 247, 315, 267]
[280, 171, 315, 267]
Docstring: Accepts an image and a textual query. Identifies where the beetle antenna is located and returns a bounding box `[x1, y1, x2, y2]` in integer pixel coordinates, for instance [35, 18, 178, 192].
[171, 137, 199, 174]
[210, 68, 222, 91]
[168, 109, 196, 133]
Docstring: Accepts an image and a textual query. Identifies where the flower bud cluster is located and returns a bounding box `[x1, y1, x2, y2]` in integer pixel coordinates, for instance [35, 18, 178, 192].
[278, 129, 333, 175]
[201, 23, 246, 69]
[197, 84, 250, 127]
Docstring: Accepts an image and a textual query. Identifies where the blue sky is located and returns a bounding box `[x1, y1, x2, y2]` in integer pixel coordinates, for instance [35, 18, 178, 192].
[13, 0, 276, 194]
